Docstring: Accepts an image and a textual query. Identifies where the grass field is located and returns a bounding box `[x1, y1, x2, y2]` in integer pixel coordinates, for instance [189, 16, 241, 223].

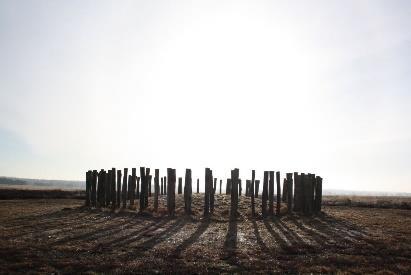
[1, 193, 410, 273]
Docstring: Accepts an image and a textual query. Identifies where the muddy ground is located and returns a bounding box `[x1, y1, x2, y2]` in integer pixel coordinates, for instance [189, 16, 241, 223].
[1, 194, 410, 274]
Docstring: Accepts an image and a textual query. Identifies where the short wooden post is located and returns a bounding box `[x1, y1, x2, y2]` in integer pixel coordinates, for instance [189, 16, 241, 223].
[219, 179, 222, 194]
[178, 177, 183, 194]
[251, 170, 255, 216]
[276, 171, 281, 216]
[160, 177, 163, 195]
[184, 169, 192, 214]
[255, 180, 260, 198]
[86, 170, 91, 206]
[116, 170, 121, 208]
[286, 173, 293, 213]
[262, 171, 269, 217]
[154, 169, 159, 211]
[167, 168, 176, 216]
[268, 171, 274, 215]
[197, 178, 199, 193]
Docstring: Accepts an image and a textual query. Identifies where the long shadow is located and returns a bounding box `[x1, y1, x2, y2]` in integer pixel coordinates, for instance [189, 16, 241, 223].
[277, 219, 313, 249]
[263, 220, 289, 250]
[171, 218, 211, 258]
[251, 219, 271, 255]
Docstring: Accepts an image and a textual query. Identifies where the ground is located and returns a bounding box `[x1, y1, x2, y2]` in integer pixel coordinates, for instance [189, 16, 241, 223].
[1, 194, 411, 274]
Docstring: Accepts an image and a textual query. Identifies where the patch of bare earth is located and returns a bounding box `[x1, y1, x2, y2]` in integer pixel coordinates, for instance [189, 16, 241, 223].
[1, 194, 410, 273]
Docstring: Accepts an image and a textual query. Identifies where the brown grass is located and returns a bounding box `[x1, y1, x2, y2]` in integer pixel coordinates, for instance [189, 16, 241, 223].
[0, 194, 410, 273]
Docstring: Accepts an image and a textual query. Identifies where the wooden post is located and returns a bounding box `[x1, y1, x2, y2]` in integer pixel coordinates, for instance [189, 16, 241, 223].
[255, 180, 260, 198]
[184, 169, 192, 214]
[116, 170, 121, 208]
[97, 169, 104, 207]
[164, 176, 167, 195]
[167, 168, 176, 216]
[148, 175, 152, 197]
[122, 168, 128, 208]
[268, 171, 274, 216]
[91, 170, 97, 207]
[246, 180, 250, 197]
[276, 171, 281, 216]
[161, 177, 163, 195]
[262, 171, 269, 217]
[251, 170, 255, 216]
[304, 174, 313, 215]
[282, 178, 288, 202]
[204, 168, 211, 216]
[86, 170, 91, 206]
[213, 178, 217, 193]
[238, 179, 242, 196]
[154, 169, 159, 211]
[286, 173, 293, 213]
[210, 169, 215, 213]
[315, 176, 323, 212]
[145, 169, 151, 206]
[136, 177, 140, 199]
[130, 168, 136, 206]
[197, 178, 199, 193]
[178, 177, 183, 194]
[106, 170, 111, 207]
[139, 167, 146, 211]
[293, 173, 302, 212]
[128, 175, 132, 204]
[220, 179, 222, 194]
[230, 168, 239, 218]
[111, 168, 116, 209]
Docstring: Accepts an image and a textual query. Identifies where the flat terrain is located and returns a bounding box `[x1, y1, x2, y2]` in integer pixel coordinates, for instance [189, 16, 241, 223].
[1, 194, 411, 274]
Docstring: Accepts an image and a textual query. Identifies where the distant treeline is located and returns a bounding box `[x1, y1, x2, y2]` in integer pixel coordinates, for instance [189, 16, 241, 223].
[0, 176, 83, 189]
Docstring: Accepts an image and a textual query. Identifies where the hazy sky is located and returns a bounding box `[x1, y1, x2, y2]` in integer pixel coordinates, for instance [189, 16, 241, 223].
[1, 0, 410, 192]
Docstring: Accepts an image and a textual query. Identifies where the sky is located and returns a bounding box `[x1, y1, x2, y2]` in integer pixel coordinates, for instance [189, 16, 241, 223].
[0, 0, 410, 193]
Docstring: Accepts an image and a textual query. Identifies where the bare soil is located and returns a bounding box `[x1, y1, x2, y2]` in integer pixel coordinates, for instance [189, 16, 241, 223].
[1, 194, 411, 274]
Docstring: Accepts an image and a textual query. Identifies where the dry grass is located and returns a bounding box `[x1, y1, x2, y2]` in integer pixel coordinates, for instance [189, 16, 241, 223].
[1, 194, 411, 273]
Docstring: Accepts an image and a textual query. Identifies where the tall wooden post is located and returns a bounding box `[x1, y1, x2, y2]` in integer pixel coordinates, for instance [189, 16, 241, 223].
[255, 180, 260, 198]
[97, 169, 104, 207]
[210, 169, 215, 213]
[268, 171, 274, 215]
[239, 179, 242, 196]
[178, 177, 183, 194]
[197, 178, 199, 193]
[262, 171, 269, 217]
[251, 170, 255, 216]
[130, 168, 136, 206]
[230, 168, 239, 218]
[164, 176, 167, 195]
[106, 170, 111, 207]
[116, 170, 121, 208]
[161, 177, 163, 195]
[286, 173, 293, 213]
[204, 168, 211, 216]
[86, 170, 91, 207]
[167, 168, 176, 216]
[148, 175, 152, 197]
[184, 169, 192, 214]
[315, 176, 323, 212]
[276, 171, 281, 216]
[293, 172, 302, 212]
[111, 168, 116, 209]
[136, 177, 140, 199]
[213, 178, 217, 193]
[220, 179, 222, 194]
[122, 168, 128, 208]
[154, 169, 159, 211]
[139, 167, 146, 211]
[91, 170, 97, 207]
[145, 169, 151, 207]
[128, 175, 132, 204]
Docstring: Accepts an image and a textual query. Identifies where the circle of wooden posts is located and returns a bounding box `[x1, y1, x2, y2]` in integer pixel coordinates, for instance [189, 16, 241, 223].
[85, 168, 323, 217]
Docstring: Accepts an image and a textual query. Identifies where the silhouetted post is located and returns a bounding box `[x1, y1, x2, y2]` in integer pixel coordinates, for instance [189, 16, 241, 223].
[106, 170, 111, 207]
[154, 169, 159, 211]
[86, 170, 91, 207]
[136, 177, 140, 199]
[145, 169, 151, 206]
[268, 171, 274, 215]
[315, 176, 323, 212]
[262, 171, 269, 217]
[178, 177, 183, 194]
[116, 170, 121, 208]
[255, 180, 260, 198]
[164, 176, 167, 195]
[111, 168, 116, 209]
[139, 167, 146, 211]
[161, 177, 163, 195]
[122, 168, 128, 208]
[276, 171, 281, 216]
[304, 174, 313, 215]
[148, 175, 152, 197]
[251, 170, 255, 216]
[311, 174, 316, 212]
[239, 179, 242, 196]
[230, 168, 239, 218]
[204, 168, 211, 216]
[128, 175, 132, 203]
[293, 172, 302, 212]
[286, 173, 293, 213]
[130, 168, 136, 206]
[197, 178, 199, 193]
[91, 170, 97, 207]
[210, 169, 215, 213]
[282, 178, 288, 202]
[220, 179, 222, 194]
[213, 178, 217, 193]
[246, 180, 250, 197]
[167, 168, 176, 216]
[184, 169, 192, 214]
[97, 169, 104, 207]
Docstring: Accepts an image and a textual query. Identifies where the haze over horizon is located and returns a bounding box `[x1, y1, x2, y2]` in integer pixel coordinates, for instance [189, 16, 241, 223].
[1, 1, 410, 193]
